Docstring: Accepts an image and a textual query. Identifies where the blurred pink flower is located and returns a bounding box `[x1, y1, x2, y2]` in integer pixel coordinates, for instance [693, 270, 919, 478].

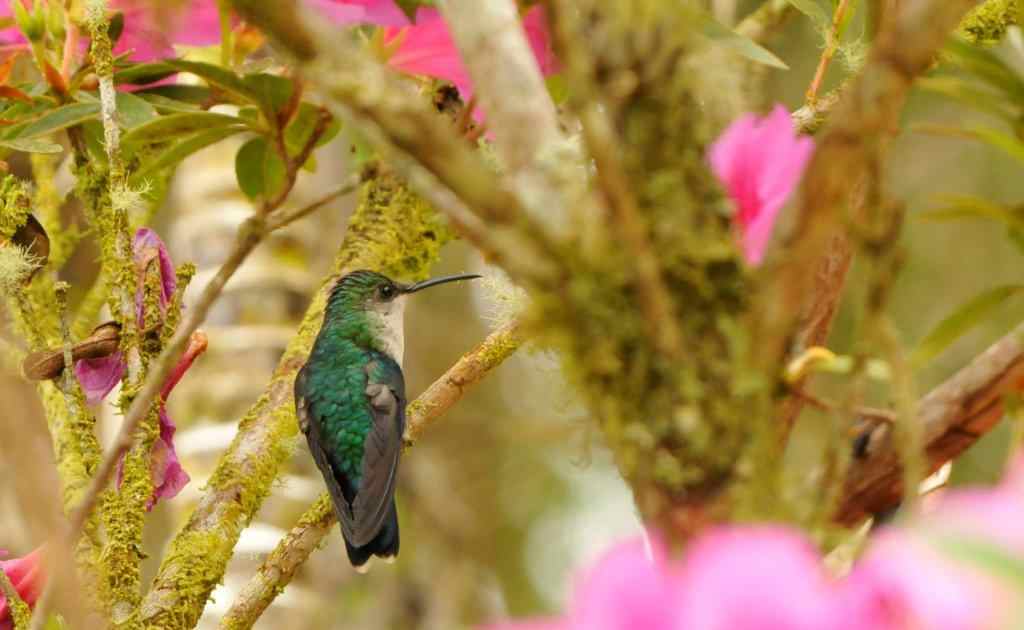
[837, 531, 996, 630]
[75, 228, 205, 509]
[381, 5, 557, 118]
[709, 104, 814, 266]
[0, 547, 43, 630]
[112, 0, 222, 62]
[0, 0, 221, 62]
[676, 527, 840, 630]
[306, 0, 409, 26]
[487, 537, 681, 630]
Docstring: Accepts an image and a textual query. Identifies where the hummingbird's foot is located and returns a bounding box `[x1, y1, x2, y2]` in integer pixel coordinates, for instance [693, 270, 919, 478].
[353, 558, 374, 575]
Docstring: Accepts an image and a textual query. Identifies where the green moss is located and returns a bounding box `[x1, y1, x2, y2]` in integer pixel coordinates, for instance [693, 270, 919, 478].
[142, 171, 451, 629]
[0, 174, 31, 241]
[958, 0, 1020, 43]
[535, 0, 767, 530]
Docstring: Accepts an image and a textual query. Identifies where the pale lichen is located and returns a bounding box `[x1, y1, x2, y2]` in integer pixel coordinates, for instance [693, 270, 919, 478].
[958, 0, 1020, 43]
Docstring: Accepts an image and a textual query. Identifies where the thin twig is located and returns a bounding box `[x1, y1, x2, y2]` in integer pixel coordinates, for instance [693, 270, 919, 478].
[806, 0, 853, 104]
[264, 177, 361, 232]
[219, 320, 527, 629]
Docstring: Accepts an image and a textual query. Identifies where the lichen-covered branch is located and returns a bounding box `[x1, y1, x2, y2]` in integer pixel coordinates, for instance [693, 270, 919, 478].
[139, 173, 451, 629]
[218, 319, 526, 629]
[836, 321, 1024, 525]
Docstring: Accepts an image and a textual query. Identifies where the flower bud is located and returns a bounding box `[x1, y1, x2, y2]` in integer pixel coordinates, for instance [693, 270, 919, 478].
[10, 0, 46, 43]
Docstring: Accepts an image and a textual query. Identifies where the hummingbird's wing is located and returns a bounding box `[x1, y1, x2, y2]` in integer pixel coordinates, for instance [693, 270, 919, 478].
[295, 364, 359, 538]
[350, 354, 406, 547]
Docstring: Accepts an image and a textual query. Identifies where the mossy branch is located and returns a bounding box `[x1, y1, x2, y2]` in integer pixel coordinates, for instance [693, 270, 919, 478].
[218, 319, 527, 629]
[139, 173, 451, 629]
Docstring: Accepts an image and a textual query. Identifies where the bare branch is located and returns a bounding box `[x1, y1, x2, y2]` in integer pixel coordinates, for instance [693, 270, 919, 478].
[836, 321, 1024, 526]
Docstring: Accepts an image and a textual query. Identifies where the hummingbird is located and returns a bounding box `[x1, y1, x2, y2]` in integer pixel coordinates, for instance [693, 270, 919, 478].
[294, 269, 480, 571]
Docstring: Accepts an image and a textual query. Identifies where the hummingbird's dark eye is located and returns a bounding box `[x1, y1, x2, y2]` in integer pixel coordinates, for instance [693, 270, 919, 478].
[378, 283, 397, 300]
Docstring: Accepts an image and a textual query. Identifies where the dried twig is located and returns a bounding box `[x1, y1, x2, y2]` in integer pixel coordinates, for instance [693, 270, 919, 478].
[218, 320, 527, 629]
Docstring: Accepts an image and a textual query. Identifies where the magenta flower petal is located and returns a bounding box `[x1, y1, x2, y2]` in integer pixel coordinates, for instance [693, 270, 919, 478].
[838, 531, 996, 630]
[0, 547, 44, 627]
[385, 6, 557, 123]
[307, 0, 409, 26]
[133, 227, 176, 310]
[110, 0, 222, 61]
[74, 353, 127, 404]
[146, 407, 190, 509]
[709, 104, 814, 266]
[676, 526, 837, 630]
[569, 536, 680, 630]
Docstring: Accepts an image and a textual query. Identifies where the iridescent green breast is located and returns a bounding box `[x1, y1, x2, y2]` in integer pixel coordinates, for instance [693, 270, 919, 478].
[304, 334, 375, 484]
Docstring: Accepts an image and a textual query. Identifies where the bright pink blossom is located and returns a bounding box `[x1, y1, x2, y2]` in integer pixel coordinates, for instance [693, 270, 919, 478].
[0, 547, 43, 630]
[381, 6, 557, 119]
[306, 0, 409, 26]
[112, 0, 222, 62]
[490, 459, 1024, 630]
[709, 104, 814, 266]
[75, 228, 204, 509]
[0, 0, 221, 62]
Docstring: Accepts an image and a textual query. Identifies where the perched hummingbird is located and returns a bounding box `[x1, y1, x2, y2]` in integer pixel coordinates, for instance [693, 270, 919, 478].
[295, 269, 480, 570]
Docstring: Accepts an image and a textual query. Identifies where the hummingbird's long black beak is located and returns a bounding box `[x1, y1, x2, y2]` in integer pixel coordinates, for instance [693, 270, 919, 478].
[403, 273, 481, 294]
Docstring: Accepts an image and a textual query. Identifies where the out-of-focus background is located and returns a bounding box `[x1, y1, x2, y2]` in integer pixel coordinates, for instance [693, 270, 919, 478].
[2, 1, 1023, 628]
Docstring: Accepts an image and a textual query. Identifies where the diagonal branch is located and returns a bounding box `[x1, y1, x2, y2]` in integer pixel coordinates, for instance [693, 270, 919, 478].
[836, 320, 1024, 526]
[218, 320, 526, 629]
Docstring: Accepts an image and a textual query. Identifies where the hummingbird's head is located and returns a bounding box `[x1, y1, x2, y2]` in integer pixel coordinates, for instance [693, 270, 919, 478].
[327, 270, 480, 362]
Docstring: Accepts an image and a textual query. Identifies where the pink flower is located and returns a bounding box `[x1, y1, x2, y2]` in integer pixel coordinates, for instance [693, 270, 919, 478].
[111, 0, 222, 62]
[676, 527, 839, 630]
[380, 5, 557, 120]
[0, 547, 43, 630]
[487, 536, 682, 630]
[709, 104, 814, 266]
[0, 0, 221, 62]
[837, 531, 997, 630]
[75, 228, 206, 509]
[306, 0, 409, 26]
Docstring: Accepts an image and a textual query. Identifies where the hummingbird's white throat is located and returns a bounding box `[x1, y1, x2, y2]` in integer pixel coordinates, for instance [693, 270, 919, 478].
[371, 294, 407, 366]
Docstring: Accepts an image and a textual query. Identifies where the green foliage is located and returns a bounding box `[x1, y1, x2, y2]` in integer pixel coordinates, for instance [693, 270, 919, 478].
[235, 136, 288, 202]
[911, 284, 1024, 368]
[696, 10, 788, 68]
[785, 0, 831, 28]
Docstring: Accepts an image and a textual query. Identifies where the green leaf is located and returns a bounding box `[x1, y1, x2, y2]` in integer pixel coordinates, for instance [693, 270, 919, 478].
[243, 72, 295, 121]
[135, 93, 201, 114]
[786, 0, 830, 27]
[911, 284, 1024, 368]
[235, 137, 287, 202]
[915, 123, 1024, 165]
[0, 137, 64, 153]
[917, 76, 1015, 121]
[919, 194, 1024, 231]
[114, 92, 158, 129]
[12, 102, 100, 139]
[935, 536, 1024, 590]
[696, 12, 789, 69]
[129, 124, 248, 186]
[943, 37, 1024, 102]
[163, 59, 262, 104]
[121, 111, 247, 147]
[135, 84, 213, 106]
[114, 61, 177, 86]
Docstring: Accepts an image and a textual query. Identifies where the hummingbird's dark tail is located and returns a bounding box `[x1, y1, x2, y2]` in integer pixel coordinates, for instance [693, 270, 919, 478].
[345, 500, 400, 572]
